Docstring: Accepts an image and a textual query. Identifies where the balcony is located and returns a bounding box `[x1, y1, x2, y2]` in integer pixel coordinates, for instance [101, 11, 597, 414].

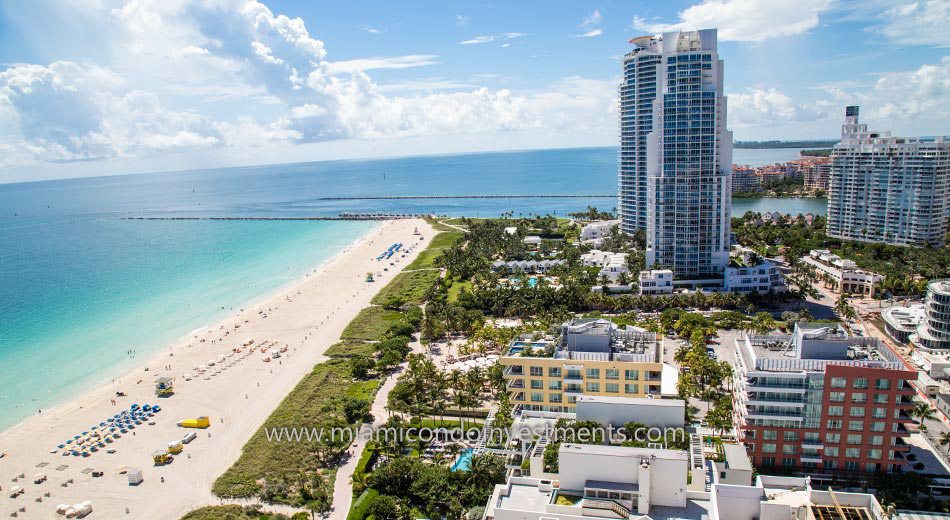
[507, 379, 525, 389]
[503, 366, 524, 377]
[801, 456, 823, 464]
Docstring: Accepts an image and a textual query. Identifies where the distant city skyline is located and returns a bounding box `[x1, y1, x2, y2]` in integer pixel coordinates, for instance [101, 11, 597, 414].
[0, 0, 948, 182]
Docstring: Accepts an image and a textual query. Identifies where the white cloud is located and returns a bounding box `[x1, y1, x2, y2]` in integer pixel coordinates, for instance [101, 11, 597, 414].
[375, 78, 476, 93]
[866, 0, 950, 47]
[326, 55, 440, 74]
[455, 14, 468, 27]
[358, 24, 380, 34]
[581, 10, 603, 28]
[632, 0, 832, 42]
[460, 32, 526, 45]
[728, 87, 820, 128]
[573, 29, 603, 38]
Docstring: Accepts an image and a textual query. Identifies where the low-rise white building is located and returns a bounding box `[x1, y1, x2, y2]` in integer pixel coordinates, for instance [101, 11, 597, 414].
[638, 270, 673, 295]
[711, 444, 753, 487]
[581, 250, 631, 284]
[722, 260, 786, 294]
[803, 249, 883, 297]
[580, 220, 620, 243]
[484, 452, 887, 520]
[524, 236, 542, 248]
[575, 395, 684, 429]
[484, 443, 688, 520]
[710, 475, 886, 520]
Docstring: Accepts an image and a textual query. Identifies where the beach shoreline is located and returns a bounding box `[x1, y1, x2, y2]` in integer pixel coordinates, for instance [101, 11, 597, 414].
[0, 218, 434, 520]
[0, 220, 383, 439]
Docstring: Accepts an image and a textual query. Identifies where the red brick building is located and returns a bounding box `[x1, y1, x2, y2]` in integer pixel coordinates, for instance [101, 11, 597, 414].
[734, 323, 916, 473]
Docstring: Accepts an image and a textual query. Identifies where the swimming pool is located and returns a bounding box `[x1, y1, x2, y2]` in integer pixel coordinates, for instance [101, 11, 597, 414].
[451, 448, 474, 472]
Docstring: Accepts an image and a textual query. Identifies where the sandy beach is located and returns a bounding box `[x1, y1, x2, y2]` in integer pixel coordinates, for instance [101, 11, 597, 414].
[0, 218, 434, 520]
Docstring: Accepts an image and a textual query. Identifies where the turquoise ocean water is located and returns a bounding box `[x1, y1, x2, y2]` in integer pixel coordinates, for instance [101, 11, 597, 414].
[0, 146, 822, 430]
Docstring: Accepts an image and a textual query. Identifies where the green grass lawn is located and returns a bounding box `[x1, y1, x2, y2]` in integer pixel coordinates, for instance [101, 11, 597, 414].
[325, 340, 376, 358]
[446, 279, 472, 303]
[370, 269, 441, 305]
[212, 359, 373, 502]
[405, 231, 463, 270]
[180, 505, 287, 520]
[341, 306, 404, 341]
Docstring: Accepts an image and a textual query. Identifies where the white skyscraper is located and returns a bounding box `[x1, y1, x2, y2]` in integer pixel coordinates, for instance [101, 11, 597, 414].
[827, 106, 950, 247]
[619, 29, 732, 277]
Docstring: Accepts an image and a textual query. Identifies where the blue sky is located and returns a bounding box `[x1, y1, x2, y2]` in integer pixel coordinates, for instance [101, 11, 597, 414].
[0, 0, 948, 182]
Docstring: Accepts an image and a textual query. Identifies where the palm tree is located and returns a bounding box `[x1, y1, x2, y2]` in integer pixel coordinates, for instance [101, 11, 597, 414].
[912, 401, 937, 432]
[940, 431, 950, 454]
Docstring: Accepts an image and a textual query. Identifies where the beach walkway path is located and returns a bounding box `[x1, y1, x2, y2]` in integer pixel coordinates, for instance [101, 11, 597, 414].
[329, 336, 424, 520]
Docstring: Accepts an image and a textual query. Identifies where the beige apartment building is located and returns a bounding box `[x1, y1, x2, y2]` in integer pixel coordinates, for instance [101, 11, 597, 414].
[501, 319, 664, 413]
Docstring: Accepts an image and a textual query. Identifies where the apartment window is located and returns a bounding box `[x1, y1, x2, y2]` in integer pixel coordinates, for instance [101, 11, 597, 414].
[851, 393, 866, 404]
[548, 380, 562, 391]
[829, 392, 845, 403]
[625, 370, 639, 381]
[872, 408, 887, 419]
[871, 435, 884, 446]
[848, 421, 864, 431]
[875, 378, 891, 390]
[549, 393, 562, 403]
[530, 380, 543, 390]
[828, 406, 844, 417]
[567, 395, 577, 404]
[804, 432, 819, 443]
[845, 448, 861, 458]
[849, 407, 865, 418]
[827, 420, 842, 430]
[530, 366, 543, 377]
[605, 369, 620, 380]
[548, 367, 562, 378]
[873, 394, 888, 404]
[871, 421, 886, 432]
[847, 434, 863, 445]
[586, 382, 600, 392]
[530, 392, 544, 403]
[825, 447, 839, 457]
[624, 384, 639, 394]
[606, 383, 620, 393]
[566, 369, 582, 380]
[782, 457, 796, 467]
[783, 431, 798, 442]
[825, 433, 840, 444]
[761, 457, 776, 467]
[824, 460, 838, 470]
[831, 377, 847, 388]
[762, 443, 777, 454]
[844, 461, 858, 471]
[853, 377, 868, 389]
[782, 445, 797, 455]
[586, 368, 601, 379]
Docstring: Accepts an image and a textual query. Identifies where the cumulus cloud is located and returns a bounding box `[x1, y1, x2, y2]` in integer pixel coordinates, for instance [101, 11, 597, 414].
[632, 0, 832, 42]
[727, 87, 820, 128]
[866, 0, 950, 47]
[0, 0, 616, 169]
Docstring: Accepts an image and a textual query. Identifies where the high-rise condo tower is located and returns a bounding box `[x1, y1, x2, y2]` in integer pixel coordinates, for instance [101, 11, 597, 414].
[619, 29, 732, 277]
